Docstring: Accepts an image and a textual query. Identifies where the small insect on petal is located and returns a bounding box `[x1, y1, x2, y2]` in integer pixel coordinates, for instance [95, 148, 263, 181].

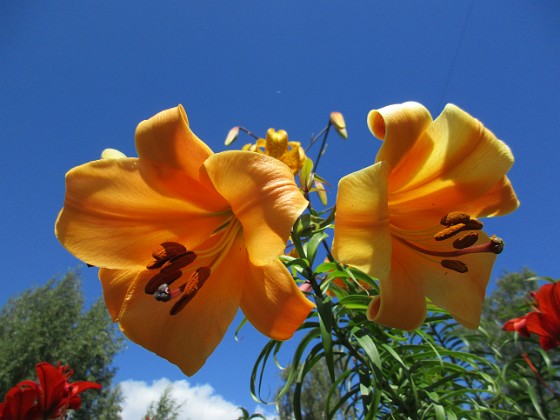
[224, 126, 240, 146]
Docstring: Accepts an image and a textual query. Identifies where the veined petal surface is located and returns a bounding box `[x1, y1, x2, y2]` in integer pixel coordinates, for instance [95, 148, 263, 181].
[203, 151, 308, 266]
[241, 259, 314, 340]
[100, 232, 247, 376]
[332, 162, 392, 277]
[56, 158, 229, 269]
[135, 105, 213, 181]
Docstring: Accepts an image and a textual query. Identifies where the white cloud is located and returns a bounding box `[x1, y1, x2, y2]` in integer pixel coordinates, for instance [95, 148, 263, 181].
[119, 378, 243, 420]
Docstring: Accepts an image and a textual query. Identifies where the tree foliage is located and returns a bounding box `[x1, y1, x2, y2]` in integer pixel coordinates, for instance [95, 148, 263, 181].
[0, 271, 125, 419]
[144, 385, 183, 420]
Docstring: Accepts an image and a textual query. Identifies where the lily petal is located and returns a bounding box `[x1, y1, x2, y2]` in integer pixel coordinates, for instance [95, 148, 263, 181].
[369, 101, 433, 169]
[99, 232, 247, 376]
[203, 151, 308, 265]
[395, 231, 496, 329]
[135, 105, 213, 181]
[367, 246, 427, 330]
[388, 104, 515, 214]
[332, 162, 392, 277]
[241, 259, 314, 340]
[55, 159, 228, 269]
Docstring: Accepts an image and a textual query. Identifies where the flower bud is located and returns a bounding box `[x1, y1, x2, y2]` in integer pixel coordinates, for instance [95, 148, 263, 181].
[224, 126, 240, 146]
[330, 112, 348, 139]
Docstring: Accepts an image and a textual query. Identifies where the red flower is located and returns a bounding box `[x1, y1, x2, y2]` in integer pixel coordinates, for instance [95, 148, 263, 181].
[0, 362, 101, 420]
[503, 283, 560, 350]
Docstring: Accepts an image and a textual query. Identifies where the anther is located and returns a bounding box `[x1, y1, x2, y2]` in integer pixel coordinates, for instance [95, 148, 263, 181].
[453, 232, 479, 249]
[434, 223, 466, 241]
[170, 267, 212, 315]
[160, 251, 197, 273]
[440, 212, 470, 227]
[441, 259, 468, 273]
[464, 218, 484, 230]
[148, 242, 187, 269]
[145, 270, 182, 294]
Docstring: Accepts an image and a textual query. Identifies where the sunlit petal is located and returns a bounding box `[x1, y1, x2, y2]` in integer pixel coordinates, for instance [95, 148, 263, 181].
[367, 249, 427, 330]
[135, 105, 213, 181]
[241, 259, 314, 340]
[396, 232, 496, 329]
[55, 159, 228, 269]
[333, 162, 392, 276]
[369, 102, 432, 169]
[389, 104, 515, 209]
[203, 151, 308, 265]
[100, 232, 247, 376]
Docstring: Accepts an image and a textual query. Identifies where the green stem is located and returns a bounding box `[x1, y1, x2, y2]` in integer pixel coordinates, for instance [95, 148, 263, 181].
[238, 126, 260, 140]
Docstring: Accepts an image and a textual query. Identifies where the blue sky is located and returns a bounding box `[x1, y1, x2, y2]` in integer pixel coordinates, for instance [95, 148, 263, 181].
[1, 1, 559, 416]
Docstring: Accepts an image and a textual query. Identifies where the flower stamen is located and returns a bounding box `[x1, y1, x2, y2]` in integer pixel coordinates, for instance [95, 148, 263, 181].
[434, 223, 467, 241]
[171, 267, 212, 315]
[441, 259, 469, 273]
[145, 270, 183, 294]
[396, 210, 505, 275]
[147, 242, 188, 269]
[453, 232, 479, 249]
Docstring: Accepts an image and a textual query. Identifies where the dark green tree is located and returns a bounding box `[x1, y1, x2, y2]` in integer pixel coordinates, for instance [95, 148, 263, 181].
[144, 385, 183, 420]
[0, 270, 125, 419]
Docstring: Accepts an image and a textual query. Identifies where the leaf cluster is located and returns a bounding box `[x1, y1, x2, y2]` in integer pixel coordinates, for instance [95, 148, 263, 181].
[249, 204, 560, 419]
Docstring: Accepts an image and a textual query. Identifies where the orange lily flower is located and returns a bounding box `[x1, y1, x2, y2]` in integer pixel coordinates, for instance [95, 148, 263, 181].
[333, 102, 519, 330]
[242, 128, 307, 174]
[55, 105, 313, 375]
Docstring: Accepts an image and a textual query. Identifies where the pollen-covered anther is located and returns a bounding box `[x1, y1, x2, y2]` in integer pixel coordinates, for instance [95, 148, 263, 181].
[434, 223, 466, 241]
[145, 270, 183, 294]
[147, 242, 188, 269]
[440, 212, 470, 227]
[464, 218, 484, 230]
[171, 267, 212, 315]
[453, 232, 479, 249]
[160, 251, 197, 273]
[441, 259, 468, 273]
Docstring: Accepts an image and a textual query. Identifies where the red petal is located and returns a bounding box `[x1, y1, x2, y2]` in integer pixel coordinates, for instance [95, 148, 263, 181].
[1, 382, 41, 420]
[35, 362, 66, 415]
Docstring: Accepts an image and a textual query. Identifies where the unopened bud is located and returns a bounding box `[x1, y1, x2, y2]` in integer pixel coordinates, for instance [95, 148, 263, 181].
[330, 112, 348, 139]
[224, 126, 240, 146]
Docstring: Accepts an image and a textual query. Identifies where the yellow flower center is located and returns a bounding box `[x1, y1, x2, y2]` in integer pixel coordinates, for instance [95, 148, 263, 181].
[394, 211, 504, 273]
[144, 218, 242, 314]
[265, 128, 289, 158]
